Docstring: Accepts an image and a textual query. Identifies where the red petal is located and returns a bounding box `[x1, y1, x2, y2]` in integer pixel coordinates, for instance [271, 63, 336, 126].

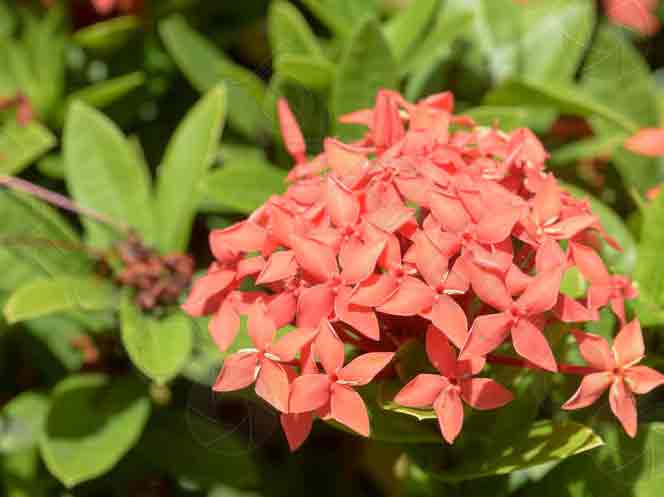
[624, 128, 664, 157]
[571, 329, 615, 371]
[394, 374, 448, 407]
[562, 372, 612, 410]
[280, 412, 313, 451]
[613, 320, 645, 367]
[266, 291, 297, 328]
[338, 352, 395, 385]
[278, 98, 306, 163]
[609, 378, 638, 438]
[335, 287, 380, 340]
[434, 387, 464, 444]
[554, 296, 596, 323]
[247, 302, 277, 352]
[570, 242, 609, 283]
[546, 215, 598, 239]
[256, 251, 298, 285]
[350, 273, 399, 307]
[324, 138, 366, 177]
[373, 89, 406, 151]
[535, 238, 567, 273]
[255, 359, 290, 412]
[426, 326, 458, 378]
[327, 175, 360, 228]
[460, 313, 512, 359]
[236, 256, 265, 279]
[289, 374, 331, 413]
[315, 320, 345, 375]
[511, 319, 558, 372]
[181, 268, 235, 316]
[296, 284, 335, 328]
[475, 207, 521, 244]
[291, 235, 338, 283]
[516, 267, 563, 315]
[270, 327, 318, 362]
[330, 383, 370, 437]
[340, 240, 385, 285]
[377, 276, 435, 316]
[210, 222, 266, 260]
[469, 266, 512, 312]
[413, 230, 448, 288]
[505, 264, 532, 296]
[460, 378, 514, 410]
[624, 365, 664, 394]
[428, 191, 470, 233]
[208, 299, 241, 352]
[366, 205, 414, 233]
[429, 295, 468, 349]
[533, 175, 561, 224]
[213, 352, 259, 392]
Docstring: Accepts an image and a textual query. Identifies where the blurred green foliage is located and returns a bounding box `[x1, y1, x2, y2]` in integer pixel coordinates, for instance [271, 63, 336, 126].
[1, 1, 664, 496]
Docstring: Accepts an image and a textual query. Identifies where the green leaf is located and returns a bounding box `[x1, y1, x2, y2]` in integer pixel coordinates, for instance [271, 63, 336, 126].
[332, 17, 398, 140]
[155, 85, 226, 252]
[0, 190, 90, 277]
[0, 121, 56, 175]
[275, 55, 335, 90]
[549, 133, 627, 166]
[4, 275, 116, 324]
[485, 78, 639, 134]
[0, 1, 15, 37]
[1, 392, 49, 453]
[63, 72, 145, 115]
[120, 294, 193, 384]
[519, 0, 595, 83]
[39, 374, 151, 488]
[72, 16, 141, 52]
[383, 0, 438, 62]
[563, 184, 637, 275]
[300, 0, 377, 38]
[63, 102, 153, 247]
[159, 16, 267, 141]
[268, 1, 325, 59]
[428, 420, 602, 482]
[635, 189, 664, 310]
[134, 410, 259, 489]
[202, 149, 286, 214]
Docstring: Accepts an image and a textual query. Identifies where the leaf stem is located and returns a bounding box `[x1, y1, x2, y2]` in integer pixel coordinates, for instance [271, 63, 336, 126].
[0, 175, 131, 235]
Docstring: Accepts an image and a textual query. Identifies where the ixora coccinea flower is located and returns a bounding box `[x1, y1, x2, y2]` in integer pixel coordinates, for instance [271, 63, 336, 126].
[182, 88, 663, 450]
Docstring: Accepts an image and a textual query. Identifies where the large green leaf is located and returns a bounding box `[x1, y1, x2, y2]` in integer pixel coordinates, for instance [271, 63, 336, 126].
[63, 102, 153, 247]
[0, 392, 49, 453]
[550, 133, 627, 167]
[383, 0, 439, 62]
[581, 25, 664, 191]
[422, 420, 602, 482]
[0, 121, 56, 175]
[332, 17, 399, 140]
[201, 149, 286, 214]
[3, 276, 117, 324]
[485, 78, 639, 134]
[159, 16, 267, 141]
[275, 55, 335, 90]
[634, 189, 664, 312]
[154, 85, 226, 252]
[134, 410, 259, 489]
[120, 294, 193, 384]
[0, 190, 90, 277]
[39, 374, 151, 488]
[300, 0, 377, 38]
[268, 1, 325, 59]
[72, 16, 140, 53]
[61, 72, 145, 119]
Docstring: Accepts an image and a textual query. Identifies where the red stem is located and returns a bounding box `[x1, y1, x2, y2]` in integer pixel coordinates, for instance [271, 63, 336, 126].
[0, 175, 131, 235]
[486, 353, 597, 376]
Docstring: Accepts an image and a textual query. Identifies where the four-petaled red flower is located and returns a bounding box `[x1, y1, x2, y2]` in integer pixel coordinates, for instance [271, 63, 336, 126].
[563, 321, 664, 437]
[395, 326, 513, 443]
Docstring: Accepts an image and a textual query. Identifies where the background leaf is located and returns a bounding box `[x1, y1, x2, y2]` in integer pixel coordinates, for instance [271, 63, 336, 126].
[0, 121, 56, 176]
[154, 84, 226, 252]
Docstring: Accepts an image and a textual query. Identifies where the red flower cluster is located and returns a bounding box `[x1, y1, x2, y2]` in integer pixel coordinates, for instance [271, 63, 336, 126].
[182, 89, 664, 450]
